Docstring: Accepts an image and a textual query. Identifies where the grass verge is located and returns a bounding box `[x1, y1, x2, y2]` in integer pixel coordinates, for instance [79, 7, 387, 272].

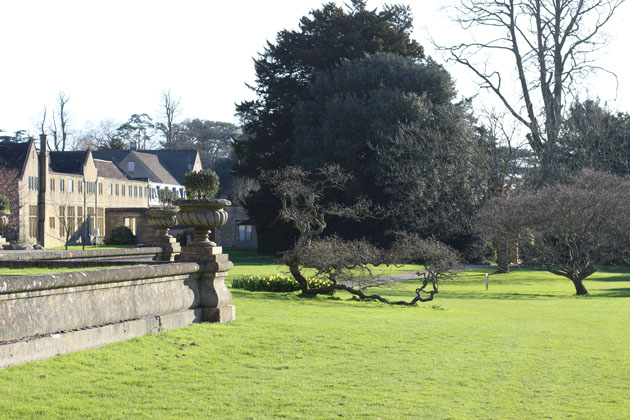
[0, 251, 628, 419]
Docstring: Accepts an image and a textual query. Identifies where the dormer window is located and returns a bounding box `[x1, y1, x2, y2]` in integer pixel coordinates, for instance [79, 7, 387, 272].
[128, 161, 135, 172]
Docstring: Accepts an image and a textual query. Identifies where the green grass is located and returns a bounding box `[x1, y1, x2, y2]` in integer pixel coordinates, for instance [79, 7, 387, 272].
[224, 247, 425, 279]
[1, 251, 628, 419]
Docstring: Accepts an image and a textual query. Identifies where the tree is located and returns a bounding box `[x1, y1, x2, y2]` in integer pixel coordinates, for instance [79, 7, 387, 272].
[476, 170, 630, 294]
[234, 0, 424, 251]
[117, 114, 156, 150]
[178, 119, 240, 168]
[558, 99, 630, 176]
[443, 0, 626, 185]
[157, 90, 183, 150]
[75, 119, 126, 150]
[0, 163, 20, 241]
[48, 92, 72, 151]
[266, 165, 460, 304]
[293, 53, 490, 247]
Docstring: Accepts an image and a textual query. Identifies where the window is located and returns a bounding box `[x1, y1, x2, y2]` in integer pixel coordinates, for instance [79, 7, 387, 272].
[58, 206, 65, 237]
[60, 179, 65, 193]
[122, 184, 126, 196]
[49, 217, 55, 229]
[108, 183, 113, 196]
[128, 185, 132, 196]
[115, 184, 119, 196]
[237, 224, 252, 241]
[67, 207, 75, 238]
[98, 183, 103, 195]
[139, 187, 143, 198]
[97, 208, 105, 234]
[134, 186, 138, 197]
[78, 181, 82, 194]
[179, 188, 184, 198]
[128, 161, 135, 172]
[68, 179, 74, 193]
[50, 178, 55, 192]
[77, 207, 83, 239]
[87, 207, 95, 232]
[28, 176, 39, 191]
[29, 205, 38, 238]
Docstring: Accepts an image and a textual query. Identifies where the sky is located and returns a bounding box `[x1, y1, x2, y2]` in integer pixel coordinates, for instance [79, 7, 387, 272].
[1, 0, 629, 137]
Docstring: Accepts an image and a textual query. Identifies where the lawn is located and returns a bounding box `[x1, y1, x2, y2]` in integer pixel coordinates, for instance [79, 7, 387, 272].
[0, 250, 628, 420]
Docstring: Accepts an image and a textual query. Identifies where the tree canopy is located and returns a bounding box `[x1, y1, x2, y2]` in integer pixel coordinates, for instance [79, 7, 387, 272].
[293, 53, 490, 246]
[233, 1, 427, 252]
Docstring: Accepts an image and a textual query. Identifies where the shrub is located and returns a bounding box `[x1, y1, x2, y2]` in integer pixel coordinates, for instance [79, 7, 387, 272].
[184, 169, 220, 200]
[176, 232, 188, 246]
[0, 194, 9, 211]
[157, 189, 178, 210]
[231, 274, 333, 293]
[106, 225, 135, 245]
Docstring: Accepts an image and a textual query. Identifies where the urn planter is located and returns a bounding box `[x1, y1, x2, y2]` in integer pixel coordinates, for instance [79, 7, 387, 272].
[173, 198, 235, 323]
[146, 208, 180, 261]
[146, 208, 178, 240]
[174, 199, 231, 247]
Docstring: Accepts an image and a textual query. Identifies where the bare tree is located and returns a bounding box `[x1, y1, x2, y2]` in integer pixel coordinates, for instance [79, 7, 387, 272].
[476, 170, 630, 294]
[157, 90, 182, 149]
[48, 92, 72, 151]
[442, 0, 626, 184]
[265, 165, 460, 305]
[0, 164, 20, 241]
[75, 119, 125, 150]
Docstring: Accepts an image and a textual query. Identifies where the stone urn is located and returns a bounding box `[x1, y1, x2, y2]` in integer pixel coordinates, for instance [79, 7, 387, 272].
[0, 210, 9, 248]
[146, 208, 180, 261]
[174, 199, 231, 247]
[146, 208, 178, 241]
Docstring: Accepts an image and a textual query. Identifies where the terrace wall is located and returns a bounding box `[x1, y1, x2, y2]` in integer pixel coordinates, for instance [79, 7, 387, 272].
[0, 247, 234, 368]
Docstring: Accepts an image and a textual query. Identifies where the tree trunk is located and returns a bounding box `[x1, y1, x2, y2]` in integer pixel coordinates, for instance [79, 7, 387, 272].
[495, 239, 510, 273]
[572, 278, 589, 295]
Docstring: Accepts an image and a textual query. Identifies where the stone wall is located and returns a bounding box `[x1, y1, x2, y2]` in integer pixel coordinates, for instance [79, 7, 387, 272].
[0, 246, 235, 368]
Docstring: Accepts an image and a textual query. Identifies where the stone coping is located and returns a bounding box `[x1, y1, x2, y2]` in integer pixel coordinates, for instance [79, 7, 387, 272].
[0, 262, 200, 295]
[0, 247, 162, 261]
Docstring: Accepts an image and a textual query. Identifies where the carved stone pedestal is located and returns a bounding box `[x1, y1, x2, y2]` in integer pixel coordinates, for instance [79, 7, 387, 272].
[176, 245, 235, 323]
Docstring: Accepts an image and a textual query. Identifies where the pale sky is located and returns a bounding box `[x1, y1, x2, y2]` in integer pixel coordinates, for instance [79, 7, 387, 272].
[1, 0, 629, 137]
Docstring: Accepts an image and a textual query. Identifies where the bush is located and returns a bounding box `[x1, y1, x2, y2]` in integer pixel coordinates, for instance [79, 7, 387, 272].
[231, 274, 333, 293]
[176, 232, 188, 246]
[157, 189, 178, 210]
[184, 169, 220, 200]
[106, 225, 135, 245]
[0, 194, 9, 211]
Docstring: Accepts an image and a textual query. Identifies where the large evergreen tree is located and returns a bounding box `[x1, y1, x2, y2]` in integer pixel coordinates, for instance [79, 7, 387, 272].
[234, 0, 424, 252]
[294, 53, 490, 247]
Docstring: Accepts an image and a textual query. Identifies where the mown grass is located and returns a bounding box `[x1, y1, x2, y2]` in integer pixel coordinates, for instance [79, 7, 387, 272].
[0, 251, 628, 419]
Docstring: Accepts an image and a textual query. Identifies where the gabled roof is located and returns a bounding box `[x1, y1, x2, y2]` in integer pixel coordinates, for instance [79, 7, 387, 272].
[138, 150, 198, 184]
[130, 152, 180, 184]
[0, 140, 30, 172]
[49, 151, 89, 175]
[91, 150, 130, 163]
[92, 149, 199, 184]
[94, 159, 127, 180]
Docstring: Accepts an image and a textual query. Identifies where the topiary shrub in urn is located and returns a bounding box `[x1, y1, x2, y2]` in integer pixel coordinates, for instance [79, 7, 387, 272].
[174, 169, 231, 247]
[146, 189, 181, 260]
[175, 169, 235, 323]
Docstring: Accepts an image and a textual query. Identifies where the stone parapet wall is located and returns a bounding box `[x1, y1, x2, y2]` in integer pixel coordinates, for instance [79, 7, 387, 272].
[0, 247, 162, 264]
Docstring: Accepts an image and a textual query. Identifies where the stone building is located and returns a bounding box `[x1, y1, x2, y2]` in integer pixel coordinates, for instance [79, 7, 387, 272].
[0, 136, 258, 249]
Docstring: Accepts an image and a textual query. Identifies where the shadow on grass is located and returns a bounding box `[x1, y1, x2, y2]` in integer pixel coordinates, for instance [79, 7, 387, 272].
[591, 288, 630, 298]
